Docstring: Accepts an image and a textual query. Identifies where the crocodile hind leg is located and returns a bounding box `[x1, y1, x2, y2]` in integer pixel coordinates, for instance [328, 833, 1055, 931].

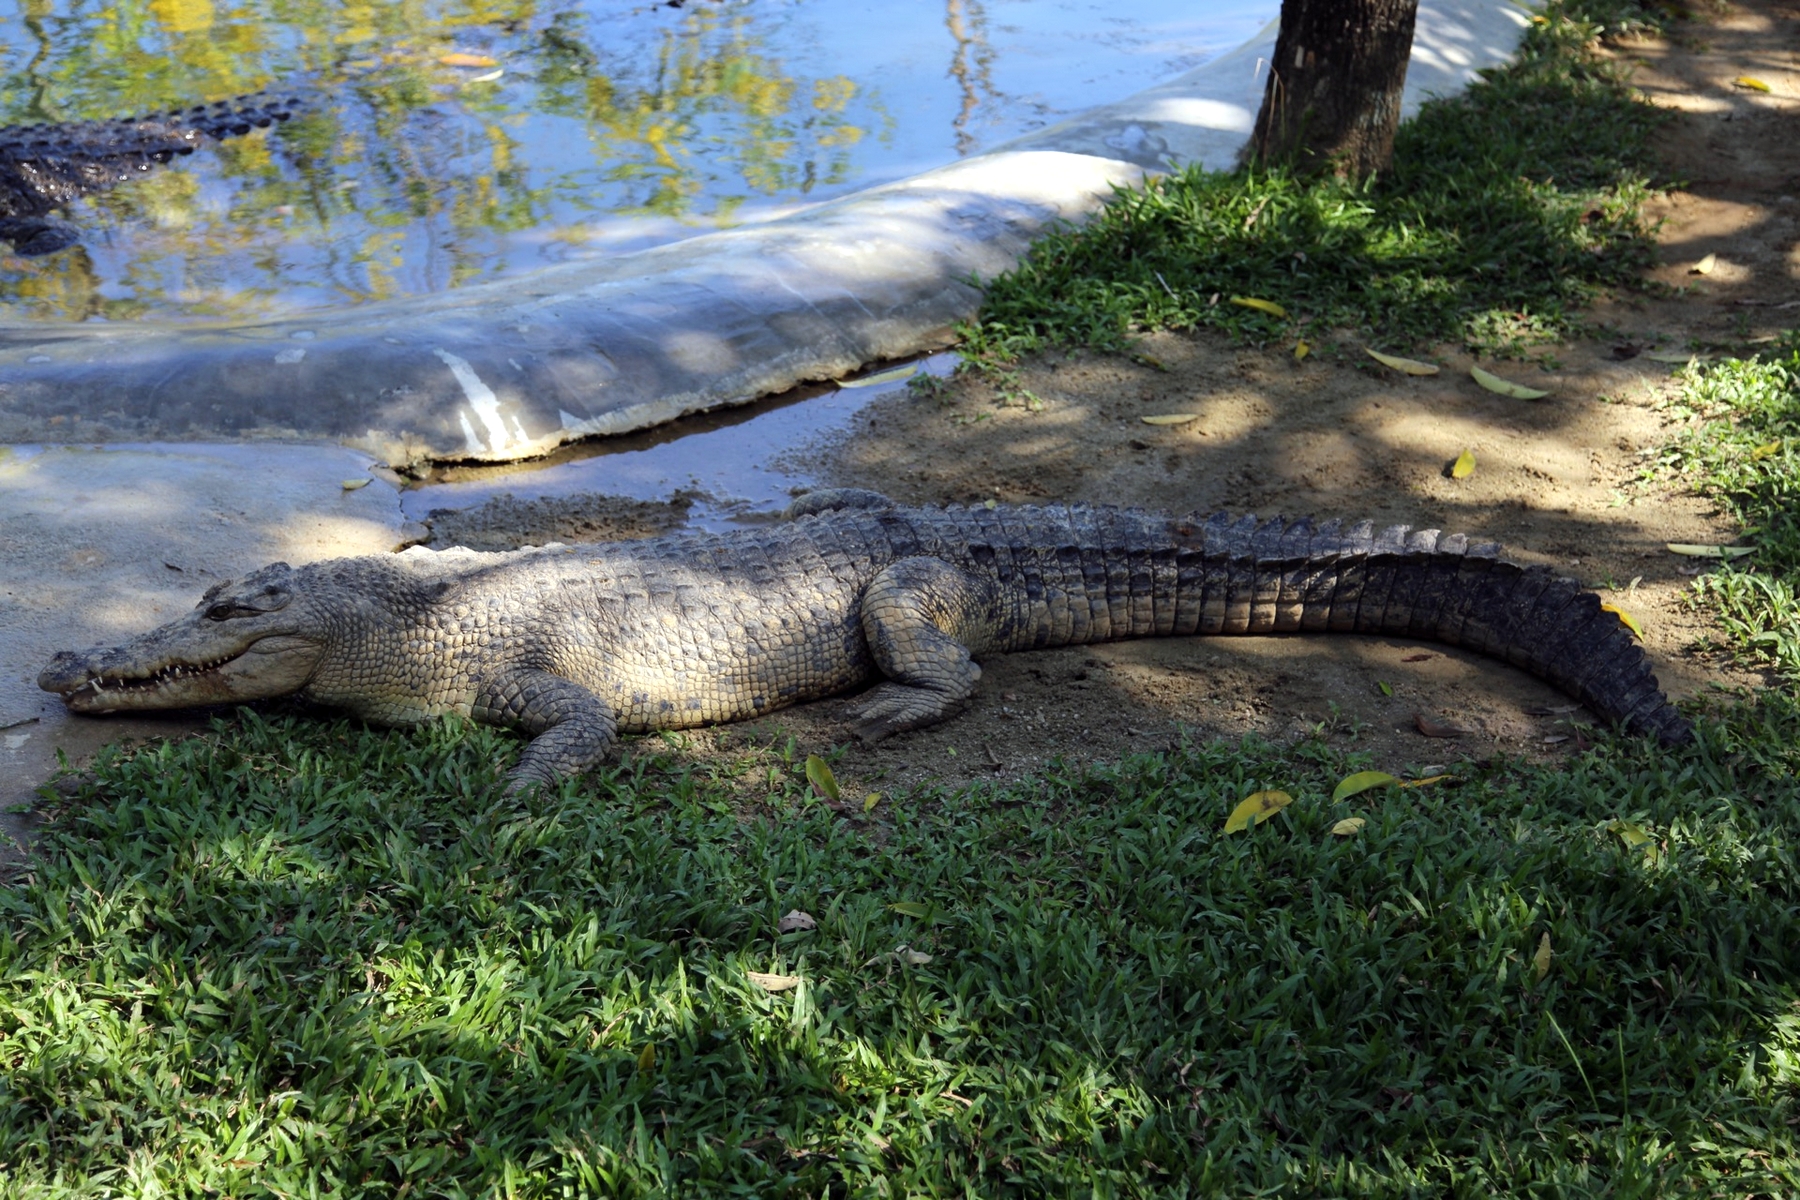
[474, 668, 619, 792]
[851, 556, 1000, 741]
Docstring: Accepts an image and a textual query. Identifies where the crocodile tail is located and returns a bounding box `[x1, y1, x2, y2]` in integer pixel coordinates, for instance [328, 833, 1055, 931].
[163, 93, 307, 141]
[0, 93, 305, 166]
[1176, 513, 1692, 745]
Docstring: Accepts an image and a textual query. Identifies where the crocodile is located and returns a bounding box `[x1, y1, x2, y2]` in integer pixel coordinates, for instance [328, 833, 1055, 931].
[0, 93, 304, 257]
[39, 491, 1692, 791]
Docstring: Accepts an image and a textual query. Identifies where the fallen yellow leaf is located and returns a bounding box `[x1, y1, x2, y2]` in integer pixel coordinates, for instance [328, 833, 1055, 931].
[1753, 441, 1782, 460]
[1398, 774, 1452, 789]
[838, 363, 919, 389]
[1601, 603, 1645, 639]
[1224, 789, 1293, 833]
[1330, 817, 1366, 836]
[746, 971, 802, 992]
[804, 754, 841, 802]
[439, 51, 498, 67]
[341, 478, 371, 490]
[1365, 348, 1440, 376]
[1294, 339, 1310, 361]
[1140, 413, 1201, 426]
[863, 791, 881, 814]
[1331, 771, 1399, 802]
[1534, 933, 1552, 980]
[1734, 75, 1772, 92]
[1470, 365, 1550, 400]
[1608, 819, 1652, 848]
[1666, 542, 1756, 559]
[1691, 252, 1717, 275]
[1229, 296, 1288, 319]
[637, 1044, 656, 1072]
[1451, 449, 1476, 479]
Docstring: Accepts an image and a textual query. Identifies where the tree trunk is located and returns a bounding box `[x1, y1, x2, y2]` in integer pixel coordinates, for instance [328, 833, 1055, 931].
[1244, 0, 1422, 179]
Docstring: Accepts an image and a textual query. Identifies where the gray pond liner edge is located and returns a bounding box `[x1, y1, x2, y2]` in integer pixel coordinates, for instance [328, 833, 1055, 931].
[0, 2, 1529, 468]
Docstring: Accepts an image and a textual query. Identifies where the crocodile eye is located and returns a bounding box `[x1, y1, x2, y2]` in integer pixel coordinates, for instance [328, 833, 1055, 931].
[204, 602, 238, 621]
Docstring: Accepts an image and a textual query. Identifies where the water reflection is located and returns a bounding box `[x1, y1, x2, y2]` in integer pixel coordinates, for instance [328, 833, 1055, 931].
[0, 0, 1272, 322]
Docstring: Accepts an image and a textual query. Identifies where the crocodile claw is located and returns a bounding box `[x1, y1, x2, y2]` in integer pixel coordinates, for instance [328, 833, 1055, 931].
[848, 683, 970, 742]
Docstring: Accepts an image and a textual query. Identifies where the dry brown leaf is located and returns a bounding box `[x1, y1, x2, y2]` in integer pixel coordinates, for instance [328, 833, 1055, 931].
[1401, 653, 1435, 663]
[1414, 713, 1468, 738]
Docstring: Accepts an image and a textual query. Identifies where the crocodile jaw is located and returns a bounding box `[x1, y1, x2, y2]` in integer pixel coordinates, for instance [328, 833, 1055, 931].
[39, 634, 324, 713]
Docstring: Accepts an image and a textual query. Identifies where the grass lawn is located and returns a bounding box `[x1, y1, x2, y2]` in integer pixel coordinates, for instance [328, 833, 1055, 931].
[7, 3, 1800, 1196]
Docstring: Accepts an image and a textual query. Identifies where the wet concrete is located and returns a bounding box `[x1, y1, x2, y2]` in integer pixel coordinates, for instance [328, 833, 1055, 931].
[0, 0, 1529, 468]
[0, 360, 938, 869]
[0, 442, 409, 869]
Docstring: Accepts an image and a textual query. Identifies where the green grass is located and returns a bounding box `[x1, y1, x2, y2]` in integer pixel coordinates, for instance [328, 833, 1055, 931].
[5, 708, 1800, 1196]
[960, 0, 1666, 366]
[1657, 341, 1800, 684]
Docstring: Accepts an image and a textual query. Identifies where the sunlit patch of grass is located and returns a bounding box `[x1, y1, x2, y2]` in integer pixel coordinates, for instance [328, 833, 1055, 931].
[959, 0, 1667, 366]
[5, 705, 1800, 1194]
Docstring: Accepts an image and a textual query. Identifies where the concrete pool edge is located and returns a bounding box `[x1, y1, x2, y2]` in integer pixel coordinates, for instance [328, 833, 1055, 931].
[0, 1, 1531, 468]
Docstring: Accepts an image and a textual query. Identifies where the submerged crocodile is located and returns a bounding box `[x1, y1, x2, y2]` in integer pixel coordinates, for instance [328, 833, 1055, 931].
[0, 93, 304, 257]
[40, 491, 1691, 791]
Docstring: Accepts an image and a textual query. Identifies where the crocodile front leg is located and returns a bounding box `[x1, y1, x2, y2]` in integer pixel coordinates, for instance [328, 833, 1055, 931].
[0, 217, 80, 256]
[851, 556, 1000, 741]
[474, 668, 619, 792]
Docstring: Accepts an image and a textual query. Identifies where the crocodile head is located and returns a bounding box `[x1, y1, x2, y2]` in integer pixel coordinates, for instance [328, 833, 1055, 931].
[39, 562, 327, 713]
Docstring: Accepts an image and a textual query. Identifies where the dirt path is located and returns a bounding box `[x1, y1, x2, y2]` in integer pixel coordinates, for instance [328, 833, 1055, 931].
[682, 0, 1794, 798]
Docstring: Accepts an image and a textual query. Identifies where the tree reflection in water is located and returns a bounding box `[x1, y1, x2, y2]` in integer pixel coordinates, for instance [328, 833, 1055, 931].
[0, 0, 882, 320]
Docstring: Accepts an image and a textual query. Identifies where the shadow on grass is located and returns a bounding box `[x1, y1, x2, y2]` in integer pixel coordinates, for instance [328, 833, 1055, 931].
[3, 700, 1800, 1195]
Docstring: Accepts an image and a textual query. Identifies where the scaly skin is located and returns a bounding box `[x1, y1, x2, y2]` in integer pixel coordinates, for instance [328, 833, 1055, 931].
[39, 491, 1692, 790]
[0, 93, 304, 256]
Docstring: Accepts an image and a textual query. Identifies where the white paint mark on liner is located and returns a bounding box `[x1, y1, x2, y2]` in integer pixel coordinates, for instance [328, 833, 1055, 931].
[435, 348, 510, 452]
[458, 411, 484, 456]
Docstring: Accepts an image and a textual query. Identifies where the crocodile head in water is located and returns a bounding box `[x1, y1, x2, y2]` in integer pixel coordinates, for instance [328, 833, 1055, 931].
[38, 562, 326, 713]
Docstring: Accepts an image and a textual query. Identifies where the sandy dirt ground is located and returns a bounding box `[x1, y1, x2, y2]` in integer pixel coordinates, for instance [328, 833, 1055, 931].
[619, 0, 1800, 799]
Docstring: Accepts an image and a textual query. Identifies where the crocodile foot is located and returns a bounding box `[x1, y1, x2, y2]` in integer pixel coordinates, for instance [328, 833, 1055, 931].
[848, 682, 972, 742]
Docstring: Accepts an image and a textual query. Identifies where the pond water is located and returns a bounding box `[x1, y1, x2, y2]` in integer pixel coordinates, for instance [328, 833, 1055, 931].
[0, 0, 1272, 322]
